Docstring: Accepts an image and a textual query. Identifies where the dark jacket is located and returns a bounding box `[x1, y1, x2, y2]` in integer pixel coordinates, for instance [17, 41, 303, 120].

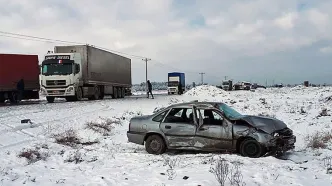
[147, 81, 152, 91]
[17, 79, 25, 91]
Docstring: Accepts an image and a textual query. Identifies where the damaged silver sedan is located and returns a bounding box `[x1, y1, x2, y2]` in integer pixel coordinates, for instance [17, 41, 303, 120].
[127, 101, 296, 158]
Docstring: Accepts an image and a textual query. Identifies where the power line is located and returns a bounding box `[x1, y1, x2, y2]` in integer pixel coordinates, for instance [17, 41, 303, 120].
[0, 34, 66, 44]
[0, 30, 147, 59]
[0, 30, 84, 45]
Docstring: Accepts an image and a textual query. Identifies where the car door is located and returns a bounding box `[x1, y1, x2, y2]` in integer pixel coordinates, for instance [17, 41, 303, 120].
[160, 107, 197, 148]
[193, 108, 233, 150]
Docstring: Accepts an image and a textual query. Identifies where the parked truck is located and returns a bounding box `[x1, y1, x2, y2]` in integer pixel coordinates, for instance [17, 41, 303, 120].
[167, 72, 185, 94]
[222, 80, 233, 91]
[40, 45, 132, 103]
[0, 54, 40, 103]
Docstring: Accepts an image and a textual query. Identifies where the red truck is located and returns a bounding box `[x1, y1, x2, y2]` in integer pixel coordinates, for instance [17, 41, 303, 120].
[0, 54, 40, 103]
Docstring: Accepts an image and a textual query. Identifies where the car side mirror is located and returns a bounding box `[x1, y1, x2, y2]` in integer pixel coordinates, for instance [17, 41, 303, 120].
[75, 64, 80, 74]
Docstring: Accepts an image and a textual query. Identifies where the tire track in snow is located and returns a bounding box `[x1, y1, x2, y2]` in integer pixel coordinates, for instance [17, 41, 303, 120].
[0, 105, 111, 150]
[0, 109, 47, 120]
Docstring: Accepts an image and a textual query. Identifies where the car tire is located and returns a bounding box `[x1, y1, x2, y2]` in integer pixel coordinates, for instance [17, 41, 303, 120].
[145, 135, 166, 155]
[239, 138, 263, 158]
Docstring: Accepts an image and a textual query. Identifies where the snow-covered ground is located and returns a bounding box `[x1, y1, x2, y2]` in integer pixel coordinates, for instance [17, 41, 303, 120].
[1, 85, 332, 185]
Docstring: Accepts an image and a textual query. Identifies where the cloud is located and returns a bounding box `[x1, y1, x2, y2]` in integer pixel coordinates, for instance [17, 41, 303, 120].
[320, 46, 332, 53]
[0, 0, 332, 85]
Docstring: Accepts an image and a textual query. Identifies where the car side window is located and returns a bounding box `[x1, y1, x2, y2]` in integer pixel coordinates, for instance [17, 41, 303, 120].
[201, 109, 224, 125]
[212, 110, 223, 121]
[174, 109, 183, 117]
[163, 108, 194, 124]
[152, 109, 169, 122]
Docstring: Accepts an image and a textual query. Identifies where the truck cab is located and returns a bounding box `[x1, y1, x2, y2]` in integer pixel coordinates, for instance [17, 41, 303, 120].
[167, 72, 185, 95]
[40, 53, 81, 103]
[222, 80, 233, 91]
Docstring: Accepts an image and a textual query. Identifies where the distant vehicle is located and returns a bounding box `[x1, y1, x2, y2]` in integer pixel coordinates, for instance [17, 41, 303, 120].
[40, 45, 132, 103]
[275, 84, 283, 88]
[127, 101, 296, 158]
[251, 83, 266, 89]
[0, 54, 40, 103]
[233, 83, 241, 90]
[233, 81, 251, 90]
[222, 80, 233, 91]
[241, 81, 251, 90]
[167, 72, 185, 95]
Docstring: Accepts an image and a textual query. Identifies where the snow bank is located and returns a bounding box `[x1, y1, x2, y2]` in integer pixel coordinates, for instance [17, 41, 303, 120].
[184, 85, 228, 99]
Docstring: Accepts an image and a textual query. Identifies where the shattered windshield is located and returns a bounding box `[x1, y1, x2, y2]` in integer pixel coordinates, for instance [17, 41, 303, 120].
[219, 103, 243, 119]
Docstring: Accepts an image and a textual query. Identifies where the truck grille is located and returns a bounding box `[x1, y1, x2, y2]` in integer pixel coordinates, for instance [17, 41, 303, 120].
[47, 90, 66, 95]
[46, 80, 66, 86]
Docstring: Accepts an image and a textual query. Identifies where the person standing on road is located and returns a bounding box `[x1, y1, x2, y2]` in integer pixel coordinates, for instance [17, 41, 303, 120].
[147, 80, 154, 99]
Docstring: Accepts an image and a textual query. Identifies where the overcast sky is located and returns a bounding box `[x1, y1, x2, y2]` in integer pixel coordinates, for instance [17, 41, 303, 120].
[1, 0, 332, 85]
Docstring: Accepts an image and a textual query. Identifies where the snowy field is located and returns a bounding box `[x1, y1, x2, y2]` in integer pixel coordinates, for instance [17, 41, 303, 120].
[1, 85, 332, 186]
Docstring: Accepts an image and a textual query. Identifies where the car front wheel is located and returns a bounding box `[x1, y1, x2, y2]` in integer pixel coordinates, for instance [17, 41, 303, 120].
[145, 135, 166, 155]
[239, 139, 264, 158]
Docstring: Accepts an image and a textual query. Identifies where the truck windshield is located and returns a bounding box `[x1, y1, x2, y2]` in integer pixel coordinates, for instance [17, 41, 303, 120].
[222, 82, 229, 85]
[168, 81, 179, 87]
[42, 63, 73, 76]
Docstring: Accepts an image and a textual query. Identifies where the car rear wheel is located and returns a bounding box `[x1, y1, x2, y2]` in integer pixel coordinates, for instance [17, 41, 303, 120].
[239, 139, 263, 158]
[145, 135, 166, 155]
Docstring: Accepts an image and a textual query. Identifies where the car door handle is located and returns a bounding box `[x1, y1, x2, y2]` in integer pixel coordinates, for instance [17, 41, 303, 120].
[165, 125, 171, 129]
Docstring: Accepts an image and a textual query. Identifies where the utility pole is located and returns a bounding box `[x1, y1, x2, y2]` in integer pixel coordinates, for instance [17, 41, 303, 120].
[142, 58, 151, 95]
[224, 76, 228, 80]
[199, 72, 205, 85]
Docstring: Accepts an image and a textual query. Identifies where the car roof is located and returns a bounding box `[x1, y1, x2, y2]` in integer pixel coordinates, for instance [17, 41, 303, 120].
[166, 101, 224, 109]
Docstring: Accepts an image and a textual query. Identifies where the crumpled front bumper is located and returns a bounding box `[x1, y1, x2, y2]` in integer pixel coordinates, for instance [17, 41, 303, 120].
[268, 135, 296, 155]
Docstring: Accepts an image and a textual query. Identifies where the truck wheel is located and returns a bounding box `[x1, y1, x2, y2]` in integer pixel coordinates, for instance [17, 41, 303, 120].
[145, 135, 166, 155]
[118, 88, 122, 98]
[75, 87, 83, 101]
[113, 87, 118, 99]
[239, 139, 263, 158]
[9, 92, 19, 104]
[46, 96, 55, 103]
[99, 86, 105, 99]
[122, 88, 126, 98]
[0, 94, 5, 103]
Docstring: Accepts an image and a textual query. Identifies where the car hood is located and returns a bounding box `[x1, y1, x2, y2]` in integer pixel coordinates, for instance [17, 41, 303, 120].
[239, 115, 287, 134]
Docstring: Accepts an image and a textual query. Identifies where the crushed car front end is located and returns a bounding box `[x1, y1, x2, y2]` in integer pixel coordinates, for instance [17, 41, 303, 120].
[235, 115, 297, 157]
[268, 127, 296, 155]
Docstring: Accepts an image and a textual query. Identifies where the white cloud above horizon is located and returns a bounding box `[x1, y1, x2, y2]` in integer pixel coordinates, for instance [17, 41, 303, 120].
[1, 0, 332, 85]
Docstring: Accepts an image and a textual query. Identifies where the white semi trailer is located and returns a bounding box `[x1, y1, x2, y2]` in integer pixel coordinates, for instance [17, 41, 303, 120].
[40, 45, 131, 103]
